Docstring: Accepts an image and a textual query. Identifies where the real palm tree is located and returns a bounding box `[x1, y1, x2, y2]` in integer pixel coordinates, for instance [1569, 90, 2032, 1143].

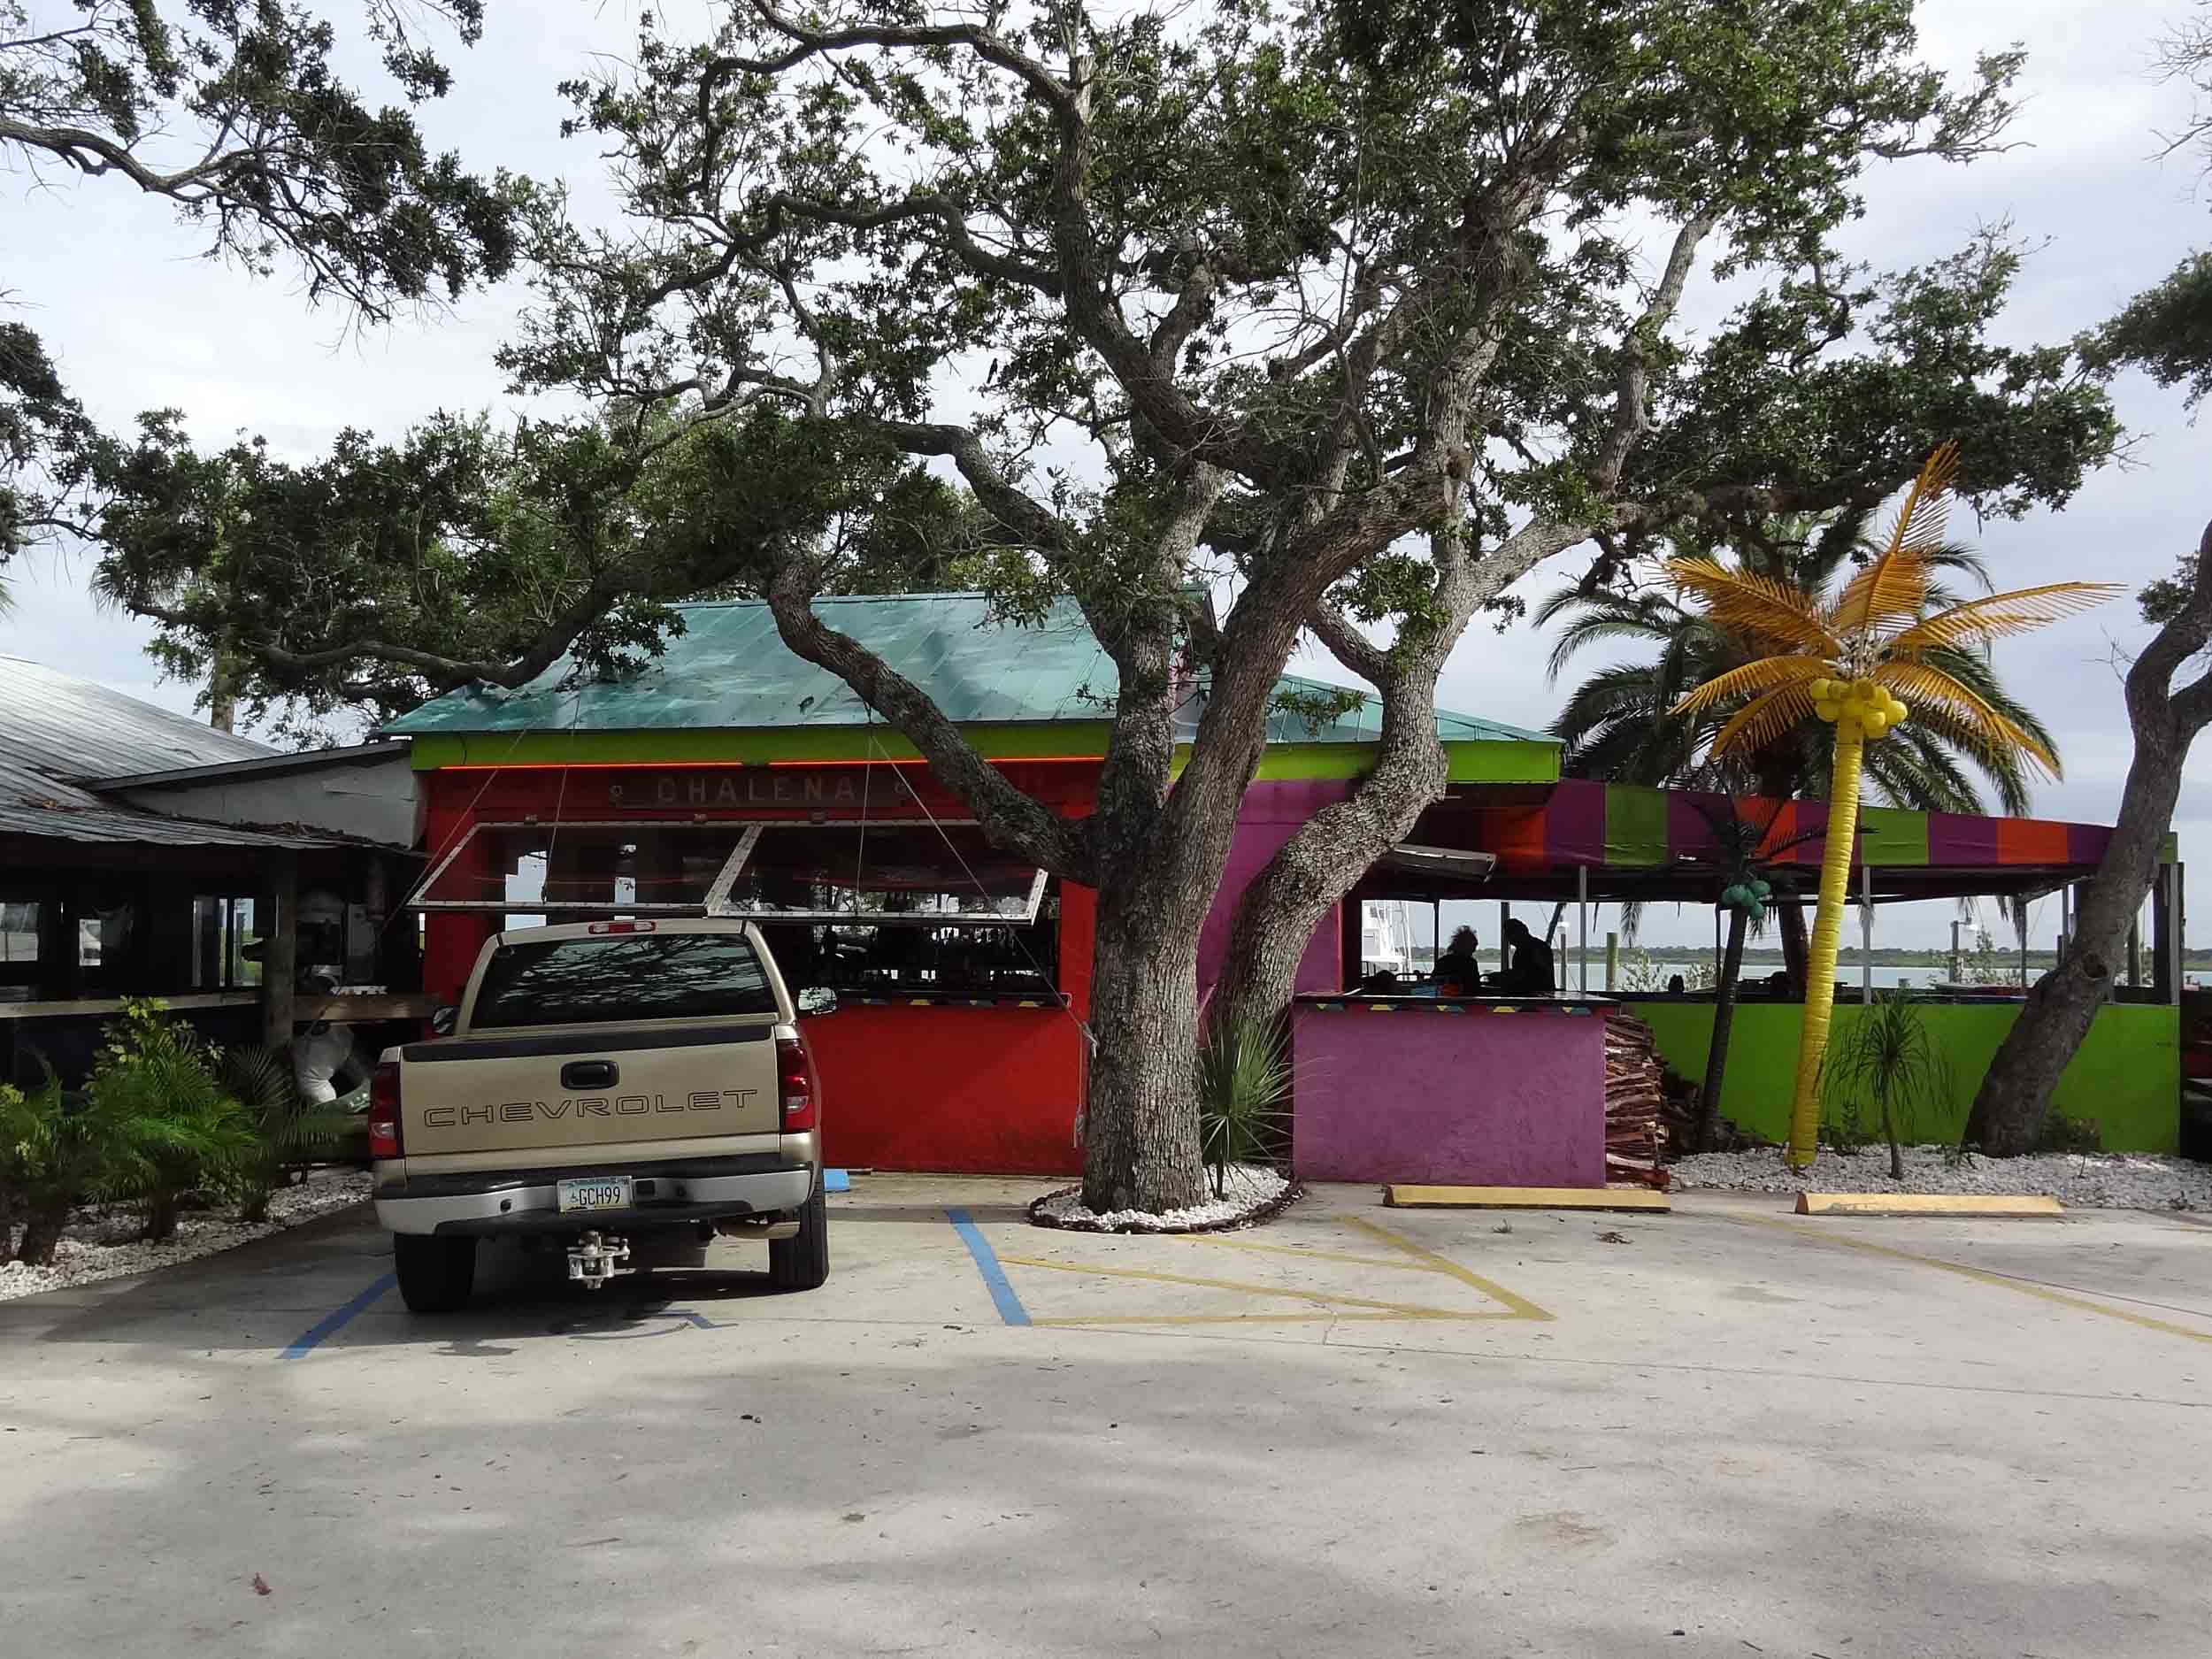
[1667, 444, 2118, 1166]
[1540, 503, 2068, 999]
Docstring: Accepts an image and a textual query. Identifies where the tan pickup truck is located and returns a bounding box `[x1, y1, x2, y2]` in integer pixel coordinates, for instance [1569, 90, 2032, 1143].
[367, 918, 828, 1312]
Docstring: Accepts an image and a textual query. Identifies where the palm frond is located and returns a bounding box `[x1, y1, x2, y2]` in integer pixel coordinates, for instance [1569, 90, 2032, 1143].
[1831, 443, 1959, 635]
[1663, 557, 1842, 653]
[1874, 660, 2061, 778]
[1709, 680, 1819, 759]
[1671, 653, 1834, 718]
[1864, 726, 1984, 814]
[1885, 581, 2124, 654]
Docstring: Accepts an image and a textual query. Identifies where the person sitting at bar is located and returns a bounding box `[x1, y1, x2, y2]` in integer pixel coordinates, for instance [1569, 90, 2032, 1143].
[1501, 917, 1556, 995]
[1433, 926, 1483, 996]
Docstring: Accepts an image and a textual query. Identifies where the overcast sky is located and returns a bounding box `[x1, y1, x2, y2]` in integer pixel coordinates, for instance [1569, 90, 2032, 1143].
[3, 1, 2208, 954]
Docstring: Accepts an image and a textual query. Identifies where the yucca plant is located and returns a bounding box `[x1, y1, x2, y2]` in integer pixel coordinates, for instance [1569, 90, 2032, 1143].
[1670, 445, 2118, 1165]
[1195, 1018, 1292, 1200]
[1824, 992, 1952, 1182]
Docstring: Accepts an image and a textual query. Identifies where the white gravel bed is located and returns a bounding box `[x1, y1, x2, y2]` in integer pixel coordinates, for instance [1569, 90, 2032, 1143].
[1032, 1164, 1294, 1232]
[1670, 1145, 2212, 1210]
[0, 1168, 371, 1302]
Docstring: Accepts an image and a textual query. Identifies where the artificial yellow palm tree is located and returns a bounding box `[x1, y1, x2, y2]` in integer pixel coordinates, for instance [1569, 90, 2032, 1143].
[1667, 444, 2119, 1166]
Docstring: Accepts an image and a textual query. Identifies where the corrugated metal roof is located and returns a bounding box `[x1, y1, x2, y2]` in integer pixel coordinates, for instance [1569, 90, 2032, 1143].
[0, 655, 273, 781]
[0, 757, 334, 849]
[0, 657, 365, 849]
[381, 595, 1555, 748]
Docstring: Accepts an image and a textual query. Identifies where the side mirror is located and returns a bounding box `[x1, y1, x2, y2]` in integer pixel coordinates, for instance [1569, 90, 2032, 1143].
[795, 987, 838, 1018]
[430, 1005, 458, 1037]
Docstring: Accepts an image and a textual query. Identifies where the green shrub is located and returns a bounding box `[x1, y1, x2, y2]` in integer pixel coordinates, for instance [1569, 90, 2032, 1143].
[88, 1001, 257, 1242]
[2027, 1112, 2102, 1156]
[1, 1058, 226, 1266]
[1195, 1018, 1291, 1199]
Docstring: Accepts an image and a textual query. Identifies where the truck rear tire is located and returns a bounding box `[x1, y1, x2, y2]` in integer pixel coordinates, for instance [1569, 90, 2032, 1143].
[395, 1233, 478, 1313]
[768, 1176, 829, 1292]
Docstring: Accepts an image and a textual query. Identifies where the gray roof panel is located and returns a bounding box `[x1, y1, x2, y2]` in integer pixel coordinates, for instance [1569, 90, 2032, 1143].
[0, 655, 273, 781]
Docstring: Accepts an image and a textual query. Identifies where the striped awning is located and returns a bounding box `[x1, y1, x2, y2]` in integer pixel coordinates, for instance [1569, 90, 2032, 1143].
[1463, 780, 2145, 880]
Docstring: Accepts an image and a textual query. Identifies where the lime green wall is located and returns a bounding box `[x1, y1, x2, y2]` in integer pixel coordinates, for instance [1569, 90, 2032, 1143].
[1632, 1001, 2180, 1153]
[410, 726, 1562, 784]
[406, 724, 1117, 768]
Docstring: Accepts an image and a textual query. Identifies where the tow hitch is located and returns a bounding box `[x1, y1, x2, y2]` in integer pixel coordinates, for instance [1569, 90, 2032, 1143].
[566, 1230, 634, 1290]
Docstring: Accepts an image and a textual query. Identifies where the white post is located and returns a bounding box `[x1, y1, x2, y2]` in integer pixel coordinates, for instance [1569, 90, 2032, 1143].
[1578, 864, 1589, 994]
[1861, 863, 1874, 1006]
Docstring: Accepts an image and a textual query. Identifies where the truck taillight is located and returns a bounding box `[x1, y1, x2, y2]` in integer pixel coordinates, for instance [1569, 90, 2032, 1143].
[368, 1061, 403, 1159]
[776, 1034, 818, 1131]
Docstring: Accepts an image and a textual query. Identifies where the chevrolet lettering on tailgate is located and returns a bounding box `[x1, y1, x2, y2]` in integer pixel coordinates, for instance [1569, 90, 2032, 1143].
[422, 1089, 763, 1128]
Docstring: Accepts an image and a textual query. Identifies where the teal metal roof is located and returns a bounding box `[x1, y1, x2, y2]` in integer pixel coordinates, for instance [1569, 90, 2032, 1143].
[383, 595, 1114, 736]
[1249, 672, 1553, 747]
[381, 595, 1554, 749]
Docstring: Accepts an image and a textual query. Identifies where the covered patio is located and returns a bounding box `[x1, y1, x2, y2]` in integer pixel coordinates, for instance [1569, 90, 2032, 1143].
[1331, 780, 2185, 1153]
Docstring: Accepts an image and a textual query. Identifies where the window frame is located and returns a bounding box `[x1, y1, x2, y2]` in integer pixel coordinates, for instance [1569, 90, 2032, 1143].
[409, 818, 1051, 928]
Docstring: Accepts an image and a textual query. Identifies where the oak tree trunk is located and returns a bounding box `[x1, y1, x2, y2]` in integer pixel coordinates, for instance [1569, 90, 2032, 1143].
[1080, 873, 1206, 1214]
[207, 649, 241, 734]
[1210, 661, 1449, 1040]
[1964, 518, 2212, 1155]
[1962, 712, 2187, 1154]
[1698, 904, 1750, 1153]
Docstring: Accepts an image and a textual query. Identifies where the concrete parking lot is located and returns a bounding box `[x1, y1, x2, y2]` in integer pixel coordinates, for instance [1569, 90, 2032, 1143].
[4, 1178, 2208, 1658]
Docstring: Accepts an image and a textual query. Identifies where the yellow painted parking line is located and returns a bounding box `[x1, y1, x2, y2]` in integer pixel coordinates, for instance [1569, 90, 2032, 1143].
[1174, 1235, 1456, 1275]
[1033, 1310, 1500, 1327]
[993, 1212, 1554, 1329]
[1731, 1213, 2212, 1347]
[1340, 1216, 1556, 1322]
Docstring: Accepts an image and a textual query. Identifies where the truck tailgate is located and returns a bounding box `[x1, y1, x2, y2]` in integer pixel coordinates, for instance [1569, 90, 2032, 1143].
[399, 1023, 783, 1157]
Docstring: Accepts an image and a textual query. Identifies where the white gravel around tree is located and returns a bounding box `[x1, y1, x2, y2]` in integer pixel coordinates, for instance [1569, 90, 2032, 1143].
[1670, 1145, 2212, 1210]
[1033, 1164, 1294, 1232]
[0, 1168, 371, 1302]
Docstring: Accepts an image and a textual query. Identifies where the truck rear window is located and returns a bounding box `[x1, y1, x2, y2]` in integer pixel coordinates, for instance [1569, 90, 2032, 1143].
[469, 933, 778, 1029]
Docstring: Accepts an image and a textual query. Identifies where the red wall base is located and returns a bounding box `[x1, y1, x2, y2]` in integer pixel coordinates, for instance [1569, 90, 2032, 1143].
[804, 1003, 1085, 1178]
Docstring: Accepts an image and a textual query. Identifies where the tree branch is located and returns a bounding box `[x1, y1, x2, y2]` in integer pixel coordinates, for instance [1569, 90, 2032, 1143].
[1593, 211, 1717, 494]
[761, 561, 1096, 883]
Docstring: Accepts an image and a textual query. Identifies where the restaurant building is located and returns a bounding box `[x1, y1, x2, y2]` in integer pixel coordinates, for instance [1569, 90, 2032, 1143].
[385, 594, 2185, 1179]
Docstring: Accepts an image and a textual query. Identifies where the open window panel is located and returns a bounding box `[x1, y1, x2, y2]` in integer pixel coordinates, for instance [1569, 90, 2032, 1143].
[410, 822, 762, 918]
[721, 823, 1059, 999]
[407, 819, 1062, 996]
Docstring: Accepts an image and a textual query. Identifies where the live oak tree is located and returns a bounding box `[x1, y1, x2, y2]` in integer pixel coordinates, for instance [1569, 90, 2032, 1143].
[0, 0, 518, 566]
[103, 1, 2120, 1212]
[1962, 3, 2212, 1155]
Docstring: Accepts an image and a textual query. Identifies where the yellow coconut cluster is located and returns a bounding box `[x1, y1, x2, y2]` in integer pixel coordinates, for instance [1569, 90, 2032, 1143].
[1808, 676, 1909, 737]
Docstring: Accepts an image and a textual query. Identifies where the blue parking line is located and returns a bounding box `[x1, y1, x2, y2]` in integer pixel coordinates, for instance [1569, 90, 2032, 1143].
[280, 1272, 396, 1359]
[947, 1209, 1031, 1327]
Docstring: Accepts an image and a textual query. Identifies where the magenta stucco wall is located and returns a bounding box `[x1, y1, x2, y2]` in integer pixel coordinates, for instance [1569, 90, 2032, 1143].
[1196, 779, 1351, 1006]
[1290, 1006, 1607, 1187]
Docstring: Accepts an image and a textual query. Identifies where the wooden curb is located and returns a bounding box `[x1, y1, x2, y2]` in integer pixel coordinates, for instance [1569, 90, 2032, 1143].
[1794, 1193, 2063, 1217]
[1386, 1185, 1671, 1213]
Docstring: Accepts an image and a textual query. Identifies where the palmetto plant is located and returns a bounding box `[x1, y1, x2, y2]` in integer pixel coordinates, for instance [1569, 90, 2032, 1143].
[1669, 445, 2118, 1166]
[1195, 1018, 1293, 1201]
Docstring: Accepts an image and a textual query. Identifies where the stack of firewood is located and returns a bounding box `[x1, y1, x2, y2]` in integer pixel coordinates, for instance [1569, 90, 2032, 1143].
[1602, 1010, 1670, 1189]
